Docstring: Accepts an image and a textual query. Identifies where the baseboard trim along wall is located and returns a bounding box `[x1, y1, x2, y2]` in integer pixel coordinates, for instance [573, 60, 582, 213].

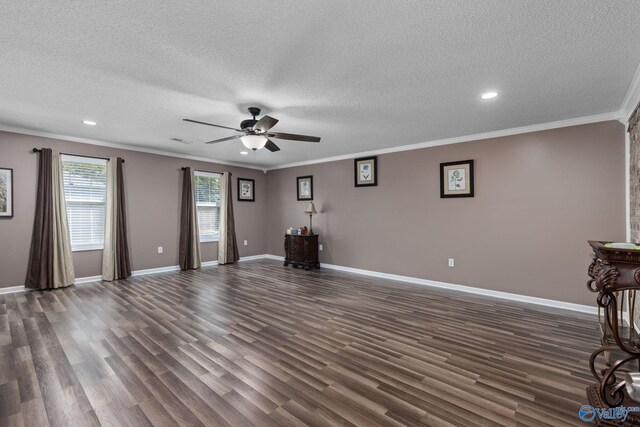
[0, 285, 26, 296]
[75, 275, 103, 284]
[0, 254, 269, 295]
[1, 254, 597, 314]
[263, 254, 597, 315]
[78, 254, 268, 282]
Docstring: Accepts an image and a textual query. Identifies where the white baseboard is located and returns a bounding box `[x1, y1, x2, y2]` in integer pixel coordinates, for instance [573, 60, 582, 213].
[0, 285, 26, 296]
[201, 261, 218, 267]
[131, 265, 182, 277]
[239, 254, 270, 262]
[76, 254, 268, 282]
[0, 254, 597, 315]
[75, 275, 103, 284]
[265, 254, 596, 315]
[0, 254, 271, 292]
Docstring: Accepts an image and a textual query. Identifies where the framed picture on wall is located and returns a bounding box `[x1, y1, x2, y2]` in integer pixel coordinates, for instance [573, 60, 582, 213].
[354, 156, 377, 187]
[440, 160, 474, 198]
[0, 168, 13, 218]
[237, 178, 255, 202]
[297, 175, 313, 201]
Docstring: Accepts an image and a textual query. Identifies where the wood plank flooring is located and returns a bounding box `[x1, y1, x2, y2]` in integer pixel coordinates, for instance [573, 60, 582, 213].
[0, 260, 600, 426]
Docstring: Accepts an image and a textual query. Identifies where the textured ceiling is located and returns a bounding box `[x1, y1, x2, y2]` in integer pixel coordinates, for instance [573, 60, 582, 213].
[1, 1, 639, 168]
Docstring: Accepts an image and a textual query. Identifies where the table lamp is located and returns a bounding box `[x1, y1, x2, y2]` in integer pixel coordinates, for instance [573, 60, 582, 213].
[304, 202, 317, 234]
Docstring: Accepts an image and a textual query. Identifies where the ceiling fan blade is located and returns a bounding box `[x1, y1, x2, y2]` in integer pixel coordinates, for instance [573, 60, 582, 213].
[183, 119, 243, 132]
[268, 132, 321, 143]
[204, 134, 244, 144]
[253, 115, 279, 133]
[264, 139, 280, 152]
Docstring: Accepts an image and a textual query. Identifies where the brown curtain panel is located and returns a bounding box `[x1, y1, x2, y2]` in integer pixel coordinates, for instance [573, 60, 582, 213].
[25, 149, 75, 289]
[115, 158, 131, 278]
[25, 148, 53, 288]
[218, 172, 240, 264]
[179, 167, 201, 269]
[102, 157, 131, 281]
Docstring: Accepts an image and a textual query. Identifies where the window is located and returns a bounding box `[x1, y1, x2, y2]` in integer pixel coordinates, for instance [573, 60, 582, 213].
[194, 171, 221, 242]
[61, 155, 107, 251]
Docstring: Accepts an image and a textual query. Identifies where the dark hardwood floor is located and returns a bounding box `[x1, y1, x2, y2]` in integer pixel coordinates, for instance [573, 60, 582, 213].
[0, 260, 599, 426]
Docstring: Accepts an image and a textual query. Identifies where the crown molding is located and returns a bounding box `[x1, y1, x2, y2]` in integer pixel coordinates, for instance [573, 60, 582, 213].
[266, 111, 620, 171]
[0, 109, 623, 173]
[0, 124, 265, 171]
[619, 62, 640, 121]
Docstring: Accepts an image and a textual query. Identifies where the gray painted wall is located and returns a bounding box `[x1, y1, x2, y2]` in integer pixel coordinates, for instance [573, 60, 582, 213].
[266, 121, 626, 306]
[0, 131, 268, 288]
[0, 121, 627, 306]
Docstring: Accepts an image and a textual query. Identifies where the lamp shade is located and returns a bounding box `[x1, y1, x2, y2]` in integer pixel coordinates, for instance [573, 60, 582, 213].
[304, 202, 317, 214]
[240, 134, 268, 150]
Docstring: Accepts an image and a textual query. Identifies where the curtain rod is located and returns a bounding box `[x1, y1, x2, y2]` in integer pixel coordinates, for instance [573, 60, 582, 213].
[32, 148, 124, 163]
[181, 167, 225, 174]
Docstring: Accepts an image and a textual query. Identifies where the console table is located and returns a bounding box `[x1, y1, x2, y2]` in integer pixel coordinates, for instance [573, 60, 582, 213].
[284, 234, 320, 270]
[587, 240, 640, 420]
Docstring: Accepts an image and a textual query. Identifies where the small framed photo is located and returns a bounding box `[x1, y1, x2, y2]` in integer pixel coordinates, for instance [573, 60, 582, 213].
[297, 175, 313, 201]
[354, 156, 377, 187]
[237, 178, 255, 202]
[0, 168, 13, 218]
[440, 160, 474, 198]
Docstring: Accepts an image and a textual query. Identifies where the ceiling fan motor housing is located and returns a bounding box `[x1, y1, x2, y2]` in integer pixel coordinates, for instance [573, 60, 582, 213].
[240, 119, 257, 130]
[241, 107, 261, 130]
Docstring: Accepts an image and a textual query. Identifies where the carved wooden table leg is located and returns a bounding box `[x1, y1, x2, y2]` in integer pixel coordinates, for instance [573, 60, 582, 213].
[587, 243, 640, 409]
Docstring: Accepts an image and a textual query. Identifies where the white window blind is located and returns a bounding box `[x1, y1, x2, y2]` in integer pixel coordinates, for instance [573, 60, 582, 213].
[61, 155, 107, 251]
[194, 171, 221, 242]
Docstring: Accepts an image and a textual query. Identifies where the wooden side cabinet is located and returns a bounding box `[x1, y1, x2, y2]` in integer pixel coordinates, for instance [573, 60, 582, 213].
[284, 234, 320, 270]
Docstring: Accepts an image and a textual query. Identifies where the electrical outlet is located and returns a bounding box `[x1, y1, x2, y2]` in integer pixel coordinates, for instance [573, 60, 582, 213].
[158, 246, 163, 254]
[243, 240, 248, 246]
[448, 258, 454, 267]
[319, 244, 324, 251]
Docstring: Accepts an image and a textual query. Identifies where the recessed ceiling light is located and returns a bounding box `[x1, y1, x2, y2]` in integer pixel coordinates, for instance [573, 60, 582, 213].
[481, 92, 498, 100]
[240, 151, 249, 155]
[82, 120, 97, 126]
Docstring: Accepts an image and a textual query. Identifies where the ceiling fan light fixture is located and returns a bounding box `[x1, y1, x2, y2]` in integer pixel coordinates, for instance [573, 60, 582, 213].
[240, 134, 268, 150]
[184, 106, 320, 153]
